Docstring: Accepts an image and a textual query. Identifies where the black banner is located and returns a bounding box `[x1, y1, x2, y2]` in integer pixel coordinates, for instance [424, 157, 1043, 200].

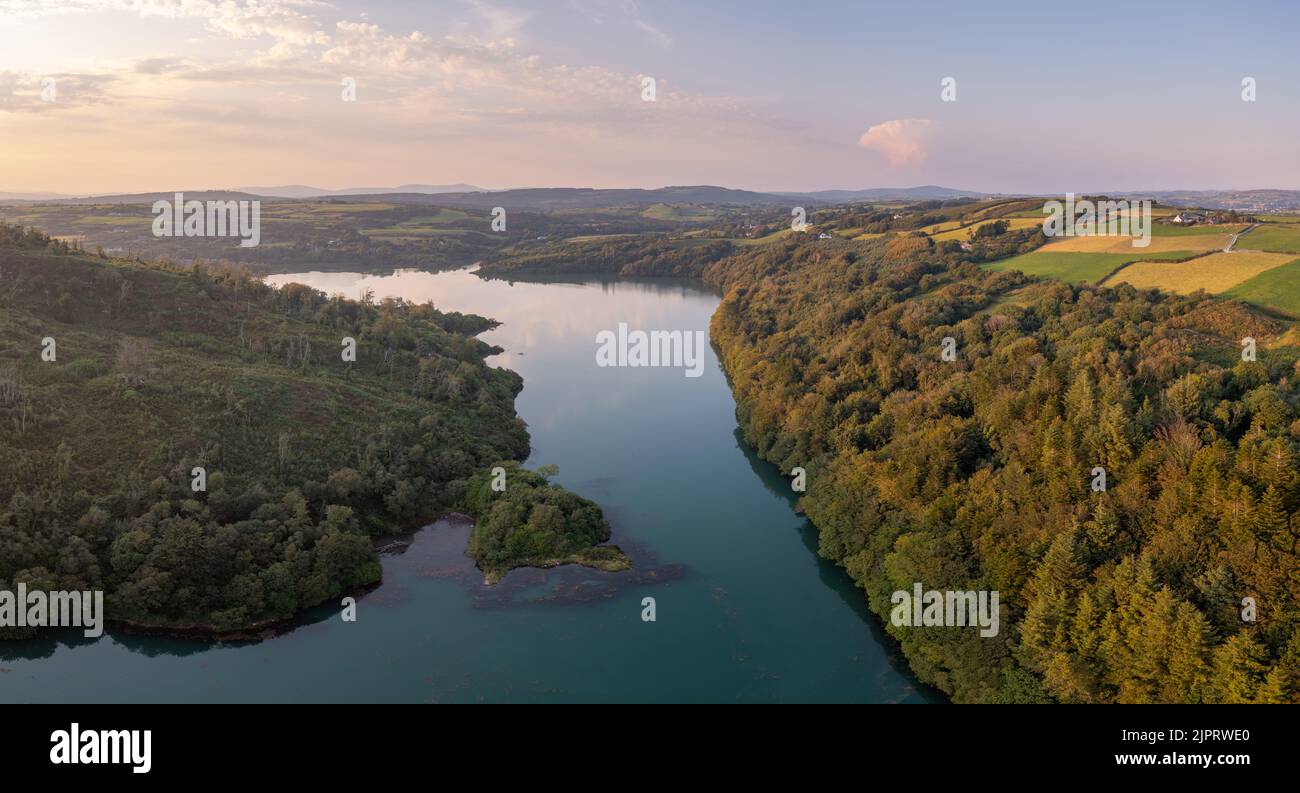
[0, 704, 1285, 781]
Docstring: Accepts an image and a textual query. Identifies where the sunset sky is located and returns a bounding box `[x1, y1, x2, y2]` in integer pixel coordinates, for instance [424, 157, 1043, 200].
[2, 0, 1298, 195]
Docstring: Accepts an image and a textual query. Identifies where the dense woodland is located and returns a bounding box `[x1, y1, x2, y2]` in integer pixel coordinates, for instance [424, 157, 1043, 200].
[0, 223, 616, 635]
[707, 239, 1300, 702]
[488, 213, 1300, 703]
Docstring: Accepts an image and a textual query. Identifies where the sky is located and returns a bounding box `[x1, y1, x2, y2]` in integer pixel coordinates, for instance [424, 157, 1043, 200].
[1, 0, 1299, 195]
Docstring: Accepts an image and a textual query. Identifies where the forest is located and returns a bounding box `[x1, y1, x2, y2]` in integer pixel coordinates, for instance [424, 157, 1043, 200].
[486, 210, 1300, 703]
[0, 222, 618, 636]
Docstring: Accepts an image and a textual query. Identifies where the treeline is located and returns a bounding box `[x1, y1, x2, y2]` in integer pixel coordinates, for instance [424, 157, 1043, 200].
[0, 221, 76, 254]
[479, 237, 735, 278]
[0, 227, 612, 634]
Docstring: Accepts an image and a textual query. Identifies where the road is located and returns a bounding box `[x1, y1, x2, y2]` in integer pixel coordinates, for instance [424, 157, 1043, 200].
[1226, 223, 1260, 252]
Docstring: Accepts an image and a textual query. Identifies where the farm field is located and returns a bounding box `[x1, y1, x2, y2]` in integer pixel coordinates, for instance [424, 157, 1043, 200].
[641, 203, 719, 221]
[984, 248, 1195, 285]
[734, 227, 799, 246]
[1225, 258, 1300, 317]
[968, 199, 1038, 218]
[930, 216, 1040, 242]
[1001, 204, 1177, 219]
[1036, 224, 1242, 253]
[1107, 251, 1299, 294]
[735, 227, 852, 246]
[565, 233, 636, 242]
[916, 220, 965, 234]
[1237, 223, 1300, 253]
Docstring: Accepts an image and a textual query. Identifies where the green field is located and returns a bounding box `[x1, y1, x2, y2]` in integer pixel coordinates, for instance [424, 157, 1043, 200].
[931, 217, 1040, 242]
[984, 249, 1196, 285]
[1151, 222, 1244, 236]
[1226, 258, 1300, 317]
[1239, 223, 1300, 253]
[735, 227, 801, 246]
[641, 203, 718, 221]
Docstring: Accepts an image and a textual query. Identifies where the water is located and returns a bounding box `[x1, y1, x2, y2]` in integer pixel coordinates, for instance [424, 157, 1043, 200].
[0, 267, 936, 703]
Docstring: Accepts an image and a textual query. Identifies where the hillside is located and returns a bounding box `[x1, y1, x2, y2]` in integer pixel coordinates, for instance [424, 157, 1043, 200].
[777, 185, 987, 202]
[0, 223, 625, 636]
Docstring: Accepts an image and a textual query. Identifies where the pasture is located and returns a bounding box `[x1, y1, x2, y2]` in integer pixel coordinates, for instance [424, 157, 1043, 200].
[1107, 251, 1298, 294]
[1238, 223, 1300, 253]
[1225, 258, 1300, 317]
[984, 249, 1195, 285]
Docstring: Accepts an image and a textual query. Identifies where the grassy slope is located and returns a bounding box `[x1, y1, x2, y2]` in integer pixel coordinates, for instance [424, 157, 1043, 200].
[1227, 258, 1300, 317]
[1241, 224, 1300, 253]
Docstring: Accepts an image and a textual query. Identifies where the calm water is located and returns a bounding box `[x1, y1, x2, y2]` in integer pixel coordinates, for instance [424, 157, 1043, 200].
[0, 267, 935, 703]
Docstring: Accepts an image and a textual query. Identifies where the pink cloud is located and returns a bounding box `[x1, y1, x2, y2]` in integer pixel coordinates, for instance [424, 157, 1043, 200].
[858, 118, 932, 167]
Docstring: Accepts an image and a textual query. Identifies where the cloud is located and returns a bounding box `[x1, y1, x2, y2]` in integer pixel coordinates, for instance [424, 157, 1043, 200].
[0, 70, 114, 111]
[0, 1, 772, 192]
[462, 0, 530, 45]
[0, 0, 329, 45]
[858, 118, 932, 167]
[570, 0, 671, 47]
[634, 18, 671, 48]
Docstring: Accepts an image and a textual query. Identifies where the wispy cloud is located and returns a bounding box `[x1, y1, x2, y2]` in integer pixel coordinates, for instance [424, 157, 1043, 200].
[0, 70, 114, 111]
[570, 0, 672, 47]
[1, 0, 329, 45]
[462, 0, 530, 45]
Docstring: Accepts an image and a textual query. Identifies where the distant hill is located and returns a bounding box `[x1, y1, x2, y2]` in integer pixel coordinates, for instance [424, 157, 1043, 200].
[236, 183, 487, 198]
[776, 185, 988, 202]
[0, 184, 1040, 209]
[332, 185, 801, 209]
[1121, 189, 1300, 213]
[39, 190, 268, 205]
[8, 185, 486, 204]
[0, 191, 71, 201]
[14, 185, 1300, 212]
[22, 185, 790, 208]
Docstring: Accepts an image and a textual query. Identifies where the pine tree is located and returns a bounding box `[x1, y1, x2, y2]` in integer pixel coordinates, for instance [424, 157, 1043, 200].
[1255, 485, 1288, 544]
[1209, 632, 1270, 703]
